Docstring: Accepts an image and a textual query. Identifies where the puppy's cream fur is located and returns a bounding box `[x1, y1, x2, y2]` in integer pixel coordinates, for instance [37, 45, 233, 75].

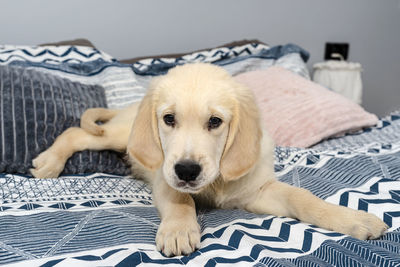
[31, 63, 388, 256]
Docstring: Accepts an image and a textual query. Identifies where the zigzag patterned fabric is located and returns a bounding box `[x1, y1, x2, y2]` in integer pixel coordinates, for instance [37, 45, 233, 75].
[0, 45, 115, 64]
[0, 111, 399, 266]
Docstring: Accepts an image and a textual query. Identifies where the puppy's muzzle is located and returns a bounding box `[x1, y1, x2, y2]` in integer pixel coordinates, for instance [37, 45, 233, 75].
[174, 160, 201, 182]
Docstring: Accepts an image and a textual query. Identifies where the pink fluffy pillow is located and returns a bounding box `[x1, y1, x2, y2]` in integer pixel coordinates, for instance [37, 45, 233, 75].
[234, 66, 378, 147]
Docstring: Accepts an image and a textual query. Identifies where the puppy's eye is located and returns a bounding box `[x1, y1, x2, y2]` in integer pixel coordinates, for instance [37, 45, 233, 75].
[208, 116, 222, 130]
[163, 114, 175, 127]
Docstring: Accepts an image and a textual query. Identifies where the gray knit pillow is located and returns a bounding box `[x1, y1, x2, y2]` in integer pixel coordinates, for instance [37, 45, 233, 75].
[0, 65, 130, 175]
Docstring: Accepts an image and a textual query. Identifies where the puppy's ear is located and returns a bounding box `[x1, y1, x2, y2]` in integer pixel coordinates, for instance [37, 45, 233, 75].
[127, 81, 163, 170]
[220, 82, 262, 181]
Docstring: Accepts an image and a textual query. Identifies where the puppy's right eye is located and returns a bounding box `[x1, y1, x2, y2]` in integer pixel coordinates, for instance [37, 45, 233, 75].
[163, 114, 175, 127]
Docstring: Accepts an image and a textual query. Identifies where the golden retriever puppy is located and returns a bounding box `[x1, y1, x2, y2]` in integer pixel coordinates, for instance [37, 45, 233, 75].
[31, 63, 388, 256]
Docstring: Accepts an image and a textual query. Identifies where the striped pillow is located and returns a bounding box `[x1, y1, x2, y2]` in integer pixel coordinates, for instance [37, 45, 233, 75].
[0, 65, 129, 175]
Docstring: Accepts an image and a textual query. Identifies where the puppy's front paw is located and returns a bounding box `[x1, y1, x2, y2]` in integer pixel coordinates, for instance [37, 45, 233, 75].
[156, 219, 201, 257]
[30, 149, 66, 178]
[336, 209, 388, 240]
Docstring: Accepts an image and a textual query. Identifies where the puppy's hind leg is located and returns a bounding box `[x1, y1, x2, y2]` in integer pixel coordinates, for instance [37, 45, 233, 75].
[246, 181, 388, 240]
[31, 125, 128, 178]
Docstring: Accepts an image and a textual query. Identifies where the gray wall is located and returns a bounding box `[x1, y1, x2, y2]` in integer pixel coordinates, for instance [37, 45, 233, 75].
[1, 0, 399, 116]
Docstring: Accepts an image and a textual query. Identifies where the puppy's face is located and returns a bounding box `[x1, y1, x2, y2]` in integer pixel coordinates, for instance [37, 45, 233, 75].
[156, 83, 232, 193]
[128, 63, 262, 194]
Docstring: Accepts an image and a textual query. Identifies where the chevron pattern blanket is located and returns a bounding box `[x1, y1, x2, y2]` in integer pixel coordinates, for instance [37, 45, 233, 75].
[0, 44, 399, 266]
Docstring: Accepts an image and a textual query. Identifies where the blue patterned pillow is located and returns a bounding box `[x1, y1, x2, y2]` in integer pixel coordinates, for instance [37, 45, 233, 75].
[0, 65, 130, 175]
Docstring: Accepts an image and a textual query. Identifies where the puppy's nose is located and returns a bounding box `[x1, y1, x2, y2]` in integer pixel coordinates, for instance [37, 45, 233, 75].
[174, 160, 201, 182]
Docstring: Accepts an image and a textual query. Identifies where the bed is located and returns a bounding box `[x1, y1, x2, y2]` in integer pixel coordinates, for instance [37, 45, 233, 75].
[0, 40, 399, 266]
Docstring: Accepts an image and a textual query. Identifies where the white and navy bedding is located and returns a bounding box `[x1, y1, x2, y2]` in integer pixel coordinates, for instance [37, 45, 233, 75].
[0, 44, 399, 266]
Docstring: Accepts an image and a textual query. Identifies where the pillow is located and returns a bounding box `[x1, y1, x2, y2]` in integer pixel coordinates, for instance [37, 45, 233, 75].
[234, 66, 378, 147]
[119, 39, 266, 64]
[0, 65, 129, 175]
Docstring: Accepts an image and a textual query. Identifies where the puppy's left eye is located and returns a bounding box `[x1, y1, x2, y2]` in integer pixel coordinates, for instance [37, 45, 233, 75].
[208, 116, 222, 130]
[163, 114, 175, 127]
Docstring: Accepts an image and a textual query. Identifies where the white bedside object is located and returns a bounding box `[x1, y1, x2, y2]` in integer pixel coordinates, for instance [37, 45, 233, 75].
[313, 60, 363, 104]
